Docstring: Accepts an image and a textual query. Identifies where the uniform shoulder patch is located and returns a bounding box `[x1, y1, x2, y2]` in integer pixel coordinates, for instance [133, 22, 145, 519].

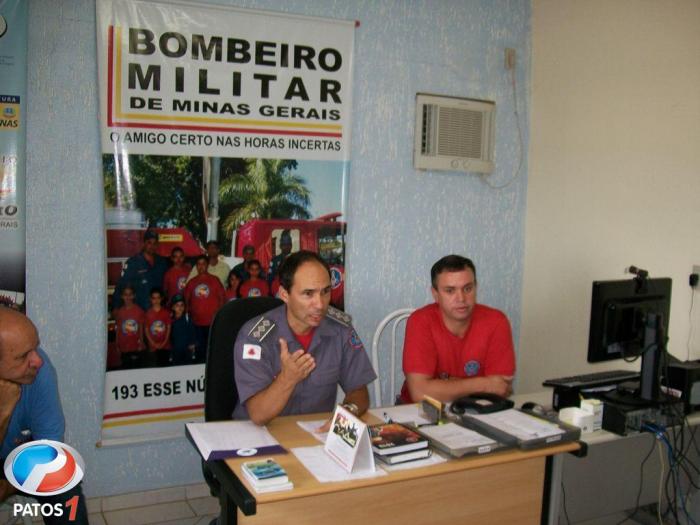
[326, 306, 352, 327]
[348, 329, 364, 350]
[247, 315, 276, 342]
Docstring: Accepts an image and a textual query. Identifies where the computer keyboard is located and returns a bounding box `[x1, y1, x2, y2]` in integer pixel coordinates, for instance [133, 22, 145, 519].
[543, 370, 640, 389]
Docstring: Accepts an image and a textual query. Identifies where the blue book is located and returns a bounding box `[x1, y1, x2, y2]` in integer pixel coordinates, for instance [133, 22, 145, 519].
[241, 458, 290, 488]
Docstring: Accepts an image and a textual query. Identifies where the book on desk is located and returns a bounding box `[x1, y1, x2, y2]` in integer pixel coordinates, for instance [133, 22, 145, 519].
[369, 422, 429, 455]
[368, 422, 432, 465]
[241, 458, 294, 493]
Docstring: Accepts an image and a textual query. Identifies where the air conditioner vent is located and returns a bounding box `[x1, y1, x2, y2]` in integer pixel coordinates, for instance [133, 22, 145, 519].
[414, 94, 495, 174]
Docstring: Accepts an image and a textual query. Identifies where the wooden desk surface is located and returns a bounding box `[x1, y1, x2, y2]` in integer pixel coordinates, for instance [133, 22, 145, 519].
[224, 411, 580, 504]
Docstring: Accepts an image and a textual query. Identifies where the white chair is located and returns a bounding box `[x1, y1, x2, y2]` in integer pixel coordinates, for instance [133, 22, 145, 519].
[371, 308, 414, 407]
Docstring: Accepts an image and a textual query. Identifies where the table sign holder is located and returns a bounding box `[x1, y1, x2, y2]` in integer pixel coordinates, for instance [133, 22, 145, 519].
[324, 405, 375, 474]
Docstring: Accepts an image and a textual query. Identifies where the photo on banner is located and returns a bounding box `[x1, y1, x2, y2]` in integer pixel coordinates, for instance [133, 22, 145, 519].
[96, 0, 355, 443]
[0, 0, 27, 312]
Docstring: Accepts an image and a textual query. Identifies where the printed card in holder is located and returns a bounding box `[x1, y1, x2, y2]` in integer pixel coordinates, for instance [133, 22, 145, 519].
[323, 405, 375, 474]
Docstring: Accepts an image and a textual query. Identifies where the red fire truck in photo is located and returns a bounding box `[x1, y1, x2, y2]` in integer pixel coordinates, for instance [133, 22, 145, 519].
[228, 213, 346, 309]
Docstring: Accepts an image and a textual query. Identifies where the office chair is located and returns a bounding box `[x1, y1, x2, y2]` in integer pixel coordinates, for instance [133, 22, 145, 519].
[370, 308, 414, 406]
[202, 296, 283, 497]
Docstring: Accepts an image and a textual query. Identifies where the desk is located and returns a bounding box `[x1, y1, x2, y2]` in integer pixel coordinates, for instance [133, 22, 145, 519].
[207, 411, 580, 525]
[520, 391, 700, 523]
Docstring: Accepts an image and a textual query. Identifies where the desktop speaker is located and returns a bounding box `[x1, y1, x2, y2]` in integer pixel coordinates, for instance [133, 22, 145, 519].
[663, 361, 700, 414]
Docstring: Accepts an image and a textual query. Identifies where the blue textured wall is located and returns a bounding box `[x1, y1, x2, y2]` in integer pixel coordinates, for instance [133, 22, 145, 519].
[25, 0, 529, 496]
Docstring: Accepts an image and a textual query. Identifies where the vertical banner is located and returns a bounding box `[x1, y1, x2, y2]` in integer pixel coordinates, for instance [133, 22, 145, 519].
[96, 0, 354, 443]
[0, 0, 27, 311]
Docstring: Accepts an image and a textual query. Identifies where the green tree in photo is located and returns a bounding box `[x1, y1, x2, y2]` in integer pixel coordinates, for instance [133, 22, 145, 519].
[218, 158, 311, 237]
[103, 154, 206, 240]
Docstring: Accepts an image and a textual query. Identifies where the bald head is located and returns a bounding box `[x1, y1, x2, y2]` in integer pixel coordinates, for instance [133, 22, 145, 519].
[0, 307, 43, 384]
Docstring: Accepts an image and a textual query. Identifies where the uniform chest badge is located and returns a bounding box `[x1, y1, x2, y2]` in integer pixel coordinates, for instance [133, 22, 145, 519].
[243, 344, 262, 360]
[464, 360, 480, 376]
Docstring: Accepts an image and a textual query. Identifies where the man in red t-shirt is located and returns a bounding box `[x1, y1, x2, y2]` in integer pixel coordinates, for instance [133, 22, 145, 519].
[399, 255, 515, 404]
[184, 255, 225, 362]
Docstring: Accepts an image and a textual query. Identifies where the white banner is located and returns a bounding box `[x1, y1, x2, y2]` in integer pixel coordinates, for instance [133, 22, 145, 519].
[96, 0, 354, 159]
[101, 365, 204, 443]
[96, 0, 355, 444]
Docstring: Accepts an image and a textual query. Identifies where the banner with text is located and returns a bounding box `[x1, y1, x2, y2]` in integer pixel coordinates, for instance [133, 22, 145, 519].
[0, 0, 27, 311]
[97, 0, 353, 159]
[97, 0, 354, 443]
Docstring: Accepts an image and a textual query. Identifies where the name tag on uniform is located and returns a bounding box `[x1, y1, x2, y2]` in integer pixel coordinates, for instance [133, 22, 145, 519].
[243, 344, 262, 360]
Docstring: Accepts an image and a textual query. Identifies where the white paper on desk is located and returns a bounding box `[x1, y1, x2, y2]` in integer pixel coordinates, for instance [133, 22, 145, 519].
[291, 446, 386, 483]
[368, 405, 432, 426]
[186, 421, 285, 460]
[419, 422, 497, 448]
[296, 420, 328, 443]
[470, 409, 565, 440]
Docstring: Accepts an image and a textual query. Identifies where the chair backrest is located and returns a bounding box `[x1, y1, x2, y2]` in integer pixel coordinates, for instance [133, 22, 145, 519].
[371, 308, 414, 407]
[204, 296, 283, 421]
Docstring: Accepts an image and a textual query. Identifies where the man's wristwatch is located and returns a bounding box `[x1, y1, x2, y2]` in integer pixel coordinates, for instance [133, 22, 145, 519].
[341, 402, 360, 416]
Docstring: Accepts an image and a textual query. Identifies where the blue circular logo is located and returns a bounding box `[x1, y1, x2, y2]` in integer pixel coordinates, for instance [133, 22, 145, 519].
[330, 267, 342, 289]
[464, 360, 480, 377]
[3, 440, 85, 496]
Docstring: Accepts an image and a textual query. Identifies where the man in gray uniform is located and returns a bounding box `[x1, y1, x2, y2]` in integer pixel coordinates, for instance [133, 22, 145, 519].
[233, 251, 376, 425]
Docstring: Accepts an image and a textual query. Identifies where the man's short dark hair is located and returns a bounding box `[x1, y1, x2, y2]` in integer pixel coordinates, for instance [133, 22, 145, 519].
[248, 259, 262, 269]
[206, 240, 220, 249]
[242, 244, 255, 254]
[170, 246, 184, 256]
[279, 250, 330, 292]
[431, 255, 477, 289]
[195, 254, 208, 264]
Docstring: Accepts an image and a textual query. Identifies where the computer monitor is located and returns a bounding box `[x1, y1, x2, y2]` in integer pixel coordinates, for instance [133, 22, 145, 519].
[587, 276, 672, 402]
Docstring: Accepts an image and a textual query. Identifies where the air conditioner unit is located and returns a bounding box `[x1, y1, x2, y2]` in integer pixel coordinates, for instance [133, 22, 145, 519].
[414, 93, 495, 174]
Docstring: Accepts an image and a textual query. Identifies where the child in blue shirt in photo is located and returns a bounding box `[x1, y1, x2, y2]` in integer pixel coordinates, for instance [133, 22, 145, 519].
[170, 294, 197, 365]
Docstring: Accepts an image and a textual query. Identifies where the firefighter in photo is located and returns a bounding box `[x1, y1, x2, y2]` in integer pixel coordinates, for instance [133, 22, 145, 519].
[238, 259, 270, 298]
[232, 244, 261, 281]
[184, 255, 225, 362]
[144, 287, 172, 366]
[268, 229, 293, 282]
[113, 229, 168, 311]
[186, 240, 230, 287]
[399, 255, 515, 404]
[114, 285, 146, 369]
[233, 251, 376, 425]
[163, 246, 191, 301]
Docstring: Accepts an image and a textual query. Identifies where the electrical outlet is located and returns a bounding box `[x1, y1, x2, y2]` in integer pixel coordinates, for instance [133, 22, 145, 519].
[505, 48, 516, 70]
[691, 265, 700, 288]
